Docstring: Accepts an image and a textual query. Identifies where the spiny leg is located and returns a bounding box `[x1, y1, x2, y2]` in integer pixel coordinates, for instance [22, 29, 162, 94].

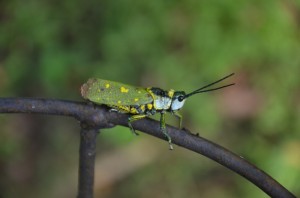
[172, 111, 183, 129]
[160, 112, 173, 150]
[128, 114, 147, 135]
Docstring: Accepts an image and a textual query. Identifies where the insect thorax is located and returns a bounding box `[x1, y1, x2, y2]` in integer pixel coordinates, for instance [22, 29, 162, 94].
[147, 87, 174, 111]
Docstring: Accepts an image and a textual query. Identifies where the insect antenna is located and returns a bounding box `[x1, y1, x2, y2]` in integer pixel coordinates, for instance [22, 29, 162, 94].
[184, 73, 235, 98]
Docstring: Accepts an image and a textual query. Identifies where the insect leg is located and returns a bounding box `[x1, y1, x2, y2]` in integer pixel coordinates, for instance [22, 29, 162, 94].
[128, 115, 147, 135]
[160, 112, 173, 150]
[172, 111, 183, 129]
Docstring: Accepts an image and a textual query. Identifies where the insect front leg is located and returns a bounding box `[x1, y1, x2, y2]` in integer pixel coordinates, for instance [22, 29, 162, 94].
[160, 112, 173, 150]
[128, 114, 147, 135]
[172, 111, 183, 129]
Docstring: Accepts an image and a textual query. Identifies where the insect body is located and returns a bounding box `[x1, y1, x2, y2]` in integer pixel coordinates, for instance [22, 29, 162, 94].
[81, 73, 235, 150]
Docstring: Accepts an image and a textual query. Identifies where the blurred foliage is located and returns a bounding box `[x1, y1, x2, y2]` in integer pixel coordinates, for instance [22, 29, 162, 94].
[0, 0, 300, 197]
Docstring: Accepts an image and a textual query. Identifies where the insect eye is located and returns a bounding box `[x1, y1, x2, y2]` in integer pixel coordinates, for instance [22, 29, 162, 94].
[178, 96, 184, 102]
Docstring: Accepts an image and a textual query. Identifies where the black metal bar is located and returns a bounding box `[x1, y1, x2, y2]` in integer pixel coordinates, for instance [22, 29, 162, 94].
[0, 98, 296, 198]
[77, 127, 98, 198]
[109, 113, 297, 198]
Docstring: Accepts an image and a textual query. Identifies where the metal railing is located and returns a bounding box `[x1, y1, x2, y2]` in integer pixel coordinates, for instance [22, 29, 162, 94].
[0, 98, 296, 198]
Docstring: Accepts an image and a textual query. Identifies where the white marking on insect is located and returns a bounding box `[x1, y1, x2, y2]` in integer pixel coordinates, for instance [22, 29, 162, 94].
[171, 99, 186, 110]
[154, 96, 172, 110]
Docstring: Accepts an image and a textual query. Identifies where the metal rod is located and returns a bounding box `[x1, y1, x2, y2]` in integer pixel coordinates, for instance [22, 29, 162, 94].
[0, 98, 296, 198]
[77, 127, 99, 198]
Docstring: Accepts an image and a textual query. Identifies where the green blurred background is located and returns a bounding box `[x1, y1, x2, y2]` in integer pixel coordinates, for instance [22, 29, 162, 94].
[0, 0, 300, 197]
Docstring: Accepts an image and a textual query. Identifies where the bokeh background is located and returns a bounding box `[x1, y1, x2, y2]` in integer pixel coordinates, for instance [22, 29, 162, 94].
[0, 0, 300, 197]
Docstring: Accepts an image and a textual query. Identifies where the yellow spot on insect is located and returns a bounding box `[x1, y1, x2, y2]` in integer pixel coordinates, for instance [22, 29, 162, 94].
[134, 98, 139, 102]
[118, 100, 122, 104]
[105, 83, 110, 88]
[168, 89, 175, 98]
[130, 107, 138, 114]
[120, 86, 129, 93]
[147, 103, 153, 110]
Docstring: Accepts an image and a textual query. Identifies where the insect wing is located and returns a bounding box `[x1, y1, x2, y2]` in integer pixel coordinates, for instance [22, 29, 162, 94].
[81, 78, 153, 106]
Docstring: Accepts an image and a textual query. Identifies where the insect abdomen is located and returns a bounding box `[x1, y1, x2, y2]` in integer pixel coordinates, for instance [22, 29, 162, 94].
[110, 102, 155, 115]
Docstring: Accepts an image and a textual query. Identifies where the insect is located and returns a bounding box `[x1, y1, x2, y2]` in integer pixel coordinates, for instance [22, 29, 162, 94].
[81, 73, 235, 150]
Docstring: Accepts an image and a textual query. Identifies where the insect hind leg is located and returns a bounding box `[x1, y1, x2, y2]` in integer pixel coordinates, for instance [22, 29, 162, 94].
[128, 114, 147, 136]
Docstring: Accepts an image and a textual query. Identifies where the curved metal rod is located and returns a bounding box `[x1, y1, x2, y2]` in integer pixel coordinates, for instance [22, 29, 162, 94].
[0, 98, 296, 198]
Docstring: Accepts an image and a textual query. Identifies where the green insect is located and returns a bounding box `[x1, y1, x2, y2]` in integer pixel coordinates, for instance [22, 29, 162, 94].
[81, 73, 235, 150]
